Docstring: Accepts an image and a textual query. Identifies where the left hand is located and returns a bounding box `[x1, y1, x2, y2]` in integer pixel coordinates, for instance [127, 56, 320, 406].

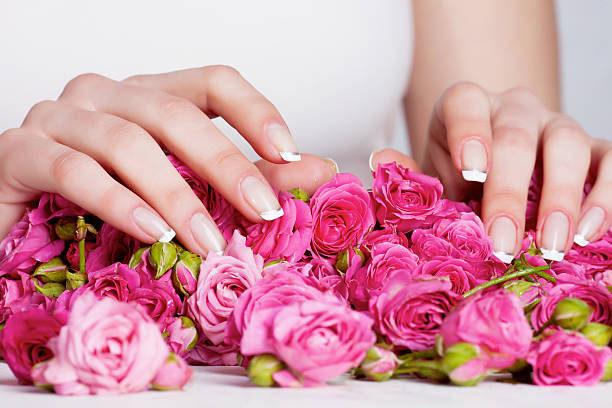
[371, 82, 612, 262]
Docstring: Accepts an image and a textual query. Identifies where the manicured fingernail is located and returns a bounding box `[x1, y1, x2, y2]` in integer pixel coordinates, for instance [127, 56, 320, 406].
[241, 176, 284, 220]
[574, 206, 605, 247]
[132, 207, 175, 242]
[461, 139, 488, 183]
[324, 157, 339, 175]
[369, 150, 379, 172]
[489, 216, 517, 264]
[267, 123, 300, 162]
[540, 211, 569, 261]
[190, 213, 226, 255]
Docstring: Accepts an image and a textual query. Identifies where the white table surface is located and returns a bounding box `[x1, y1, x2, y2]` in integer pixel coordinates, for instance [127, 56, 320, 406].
[1, 362, 610, 408]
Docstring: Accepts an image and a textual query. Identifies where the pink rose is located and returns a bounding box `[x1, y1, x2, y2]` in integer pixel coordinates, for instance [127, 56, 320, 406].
[430, 212, 493, 262]
[129, 280, 182, 330]
[565, 232, 612, 276]
[65, 241, 96, 271]
[186, 231, 263, 345]
[297, 258, 349, 302]
[185, 337, 239, 366]
[410, 228, 453, 260]
[360, 226, 409, 257]
[31, 294, 169, 395]
[309, 173, 375, 259]
[240, 298, 376, 387]
[151, 353, 193, 390]
[418, 256, 487, 295]
[530, 281, 612, 330]
[0, 308, 66, 384]
[85, 224, 142, 272]
[346, 242, 419, 309]
[370, 273, 461, 351]
[0, 211, 64, 277]
[245, 191, 313, 262]
[527, 329, 612, 386]
[371, 162, 444, 231]
[439, 289, 533, 370]
[0, 277, 46, 325]
[165, 316, 198, 356]
[29, 193, 85, 225]
[82, 263, 143, 301]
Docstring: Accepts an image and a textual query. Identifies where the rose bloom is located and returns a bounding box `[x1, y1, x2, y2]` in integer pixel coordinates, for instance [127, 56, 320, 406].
[527, 329, 612, 386]
[185, 337, 239, 366]
[371, 162, 444, 231]
[430, 212, 494, 262]
[0, 275, 51, 325]
[241, 298, 376, 387]
[28, 192, 86, 225]
[565, 231, 612, 276]
[409, 228, 454, 260]
[165, 317, 198, 356]
[0, 308, 66, 384]
[418, 256, 486, 295]
[128, 280, 182, 330]
[370, 272, 461, 351]
[186, 231, 263, 345]
[84, 224, 142, 272]
[152, 353, 193, 390]
[346, 242, 419, 309]
[530, 280, 612, 330]
[65, 241, 96, 271]
[309, 173, 375, 259]
[31, 294, 169, 395]
[0, 210, 64, 278]
[360, 226, 409, 257]
[439, 289, 533, 370]
[245, 190, 313, 262]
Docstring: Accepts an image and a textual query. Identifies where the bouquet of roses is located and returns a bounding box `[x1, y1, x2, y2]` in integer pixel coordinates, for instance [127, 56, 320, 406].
[0, 154, 611, 395]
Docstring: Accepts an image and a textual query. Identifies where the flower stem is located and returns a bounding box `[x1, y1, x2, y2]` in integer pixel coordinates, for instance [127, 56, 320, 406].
[463, 265, 551, 298]
[395, 359, 445, 379]
[398, 349, 438, 361]
[76, 216, 87, 275]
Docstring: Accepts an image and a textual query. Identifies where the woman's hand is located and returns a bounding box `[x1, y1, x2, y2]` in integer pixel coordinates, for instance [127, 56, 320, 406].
[0, 66, 335, 255]
[372, 82, 612, 262]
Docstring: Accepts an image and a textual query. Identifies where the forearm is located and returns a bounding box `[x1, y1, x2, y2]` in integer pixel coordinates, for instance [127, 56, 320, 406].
[406, 0, 560, 164]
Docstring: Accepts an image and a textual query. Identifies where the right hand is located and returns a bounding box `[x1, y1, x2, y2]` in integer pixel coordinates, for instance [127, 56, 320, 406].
[0, 66, 335, 255]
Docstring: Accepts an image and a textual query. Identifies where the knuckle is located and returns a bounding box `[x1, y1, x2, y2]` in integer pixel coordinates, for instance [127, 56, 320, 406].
[98, 183, 128, 212]
[107, 122, 152, 158]
[503, 86, 542, 107]
[122, 74, 145, 86]
[62, 73, 106, 98]
[157, 97, 196, 121]
[51, 150, 94, 189]
[443, 81, 483, 101]
[493, 126, 535, 149]
[24, 100, 56, 124]
[546, 122, 587, 145]
[204, 64, 241, 81]
[211, 147, 245, 169]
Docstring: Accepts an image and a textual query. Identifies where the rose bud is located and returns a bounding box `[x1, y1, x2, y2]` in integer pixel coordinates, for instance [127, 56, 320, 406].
[442, 342, 488, 386]
[128, 247, 149, 269]
[65, 270, 87, 290]
[32, 257, 67, 283]
[148, 242, 178, 279]
[165, 316, 199, 355]
[54, 217, 76, 240]
[580, 323, 612, 347]
[335, 247, 366, 274]
[358, 346, 399, 382]
[32, 280, 65, 299]
[289, 187, 310, 203]
[551, 297, 593, 331]
[247, 354, 286, 387]
[172, 251, 201, 296]
[151, 353, 193, 391]
[603, 358, 612, 382]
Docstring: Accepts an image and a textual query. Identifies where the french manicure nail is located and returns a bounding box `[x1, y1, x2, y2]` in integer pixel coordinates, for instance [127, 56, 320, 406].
[461, 139, 488, 183]
[489, 216, 517, 264]
[540, 211, 570, 261]
[267, 123, 301, 162]
[241, 176, 284, 220]
[369, 150, 379, 172]
[574, 206, 605, 247]
[324, 157, 339, 175]
[132, 207, 175, 243]
[190, 213, 226, 255]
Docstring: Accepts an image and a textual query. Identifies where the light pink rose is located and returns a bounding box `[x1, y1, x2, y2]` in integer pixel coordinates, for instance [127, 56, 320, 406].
[151, 353, 193, 390]
[241, 298, 376, 387]
[29, 193, 86, 225]
[430, 212, 493, 262]
[439, 289, 532, 370]
[527, 329, 612, 386]
[346, 242, 419, 309]
[530, 280, 612, 330]
[370, 273, 461, 351]
[245, 190, 313, 262]
[31, 294, 169, 395]
[165, 317, 198, 356]
[0, 211, 64, 278]
[418, 256, 487, 295]
[309, 173, 375, 259]
[0, 308, 66, 384]
[371, 162, 444, 231]
[186, 231, 263, 345]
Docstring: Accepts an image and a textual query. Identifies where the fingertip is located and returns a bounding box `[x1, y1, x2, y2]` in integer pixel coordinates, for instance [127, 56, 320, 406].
[370, 148, 421, 172]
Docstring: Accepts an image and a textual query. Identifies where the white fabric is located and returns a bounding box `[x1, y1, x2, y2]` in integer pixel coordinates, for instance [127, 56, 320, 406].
[0, 363, 610, 407]
[0, 0, 413, 182]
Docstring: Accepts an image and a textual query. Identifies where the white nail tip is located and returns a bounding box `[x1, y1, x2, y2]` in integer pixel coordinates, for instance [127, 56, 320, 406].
[214, 250, 224, 255]
[573, 234, 589, 247]
[260, 208, 284, 221]
[279, 152, 301, 162]
[461, 169, 487, 183]
[368, 151, 375, 172]
[493, 251, 514, 264]
[540, 248, 565, 262]
[158, 228, 176, 243]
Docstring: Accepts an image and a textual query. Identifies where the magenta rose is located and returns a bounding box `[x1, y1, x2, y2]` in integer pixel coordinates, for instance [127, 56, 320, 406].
[346, 242, 419, 309]
[0, 210, 64, 278]
[31, 293, 169, 395]
[410, 228, 454, 260]
[245, 190, 313, 262]
[360, 226, 409, 257]
[0, 276, 51, 325]
[0, 308, 66, 384]
[240, 298, 376, 387]
[430, 212, 493, 262]
[186, 231, 263, 345]
[418, 256, 486, 295]
[527, 329, 612, 386]
[565, 231, 612, 276]
[370, 272, 461, 351]
[439, 289, 533, 370]
[297, 258, 349, 302]
[530, 280, 612, 330]
[371, 162, 444, 231]
[65, 241, 96, 271]
[309, 173, 375, 259]
[29, 193, 86, 225]
[185, 337, 239, 366]
[129, 280, 182, 330]
[84, 224, 142, 272]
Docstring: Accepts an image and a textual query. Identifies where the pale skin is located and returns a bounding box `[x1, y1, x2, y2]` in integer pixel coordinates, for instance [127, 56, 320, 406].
[0, 0, 610, 263]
